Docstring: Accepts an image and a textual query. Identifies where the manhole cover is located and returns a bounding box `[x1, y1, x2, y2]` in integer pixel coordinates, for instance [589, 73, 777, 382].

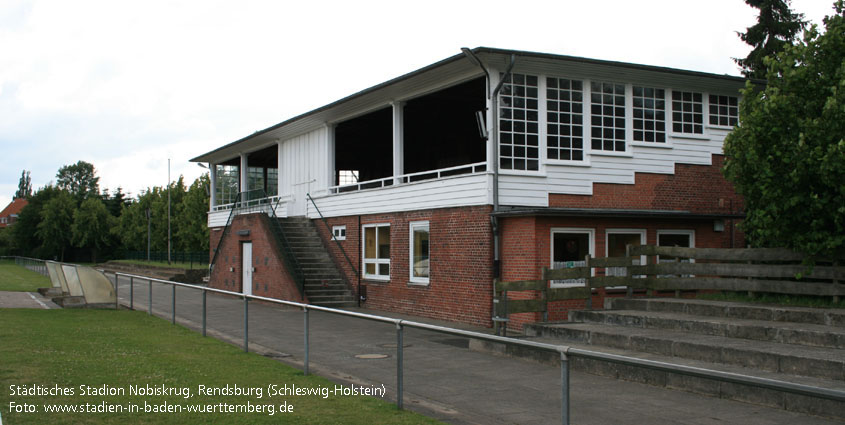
[354, 354, 389, 359]
[379, 343, 412, 349]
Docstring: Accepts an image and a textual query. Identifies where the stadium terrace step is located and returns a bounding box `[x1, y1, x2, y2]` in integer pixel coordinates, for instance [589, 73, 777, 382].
[481, 297, 845, 420]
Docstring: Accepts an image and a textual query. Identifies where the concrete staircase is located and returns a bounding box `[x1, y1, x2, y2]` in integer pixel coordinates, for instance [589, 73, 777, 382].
[522, 298, 845, 420]
[275, 217, 356, 307]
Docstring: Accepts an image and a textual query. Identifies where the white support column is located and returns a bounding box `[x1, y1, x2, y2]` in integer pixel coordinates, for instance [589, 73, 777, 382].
[326, 124, 336, 190]
[276, 140, 284, 196]
[392, 101, 404, 185]
[240, 153, 248, 195]
[209, 163, 217, 208]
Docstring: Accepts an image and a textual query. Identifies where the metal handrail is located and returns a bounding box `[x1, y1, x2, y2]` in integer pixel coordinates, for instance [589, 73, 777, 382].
[306, 192, 359, 281]
[105, 268, 845, 425]
[208, 191, 242, 274]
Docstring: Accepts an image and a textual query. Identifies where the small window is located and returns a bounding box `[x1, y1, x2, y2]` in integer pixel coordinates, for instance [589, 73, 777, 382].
[363, 224, 390, 280]
[332, 225, 346, 241]
[657, 230, 696, 277]
[606, 230, 646, 282]
[672, 91, 703, 134]
[409, 221, 430, 284]
[708, 95, 739, 127]
[550, 228, 594, 288]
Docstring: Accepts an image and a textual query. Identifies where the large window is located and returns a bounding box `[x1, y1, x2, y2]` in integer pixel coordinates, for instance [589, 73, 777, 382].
[672, 91, 703, 134]
[590, 82, 626, 152]
[409, 221, 430, 284]
[499, 73, 539, 171]
[363, 224, 390, 280]
[708, 95, 739, 127]
[632, 86, 666, 143]
[267, 168, 278, 196]
[550, 228, 594, 288]
[214, 164, 239, 206]
[547, 77, 584, 161]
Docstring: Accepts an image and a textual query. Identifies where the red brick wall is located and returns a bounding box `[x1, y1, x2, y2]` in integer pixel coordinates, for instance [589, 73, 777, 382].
[500, 215, 743, 331]
[549, 155, 744, 214]
[315, 205, 495, 327]
[208, 213, 306, 303]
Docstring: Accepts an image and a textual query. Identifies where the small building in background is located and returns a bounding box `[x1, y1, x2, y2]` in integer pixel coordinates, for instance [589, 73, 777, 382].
[0, 198, 28, 228]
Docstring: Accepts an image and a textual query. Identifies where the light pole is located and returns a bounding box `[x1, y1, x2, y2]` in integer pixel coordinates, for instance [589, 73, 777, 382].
[168, 158, 171, 265]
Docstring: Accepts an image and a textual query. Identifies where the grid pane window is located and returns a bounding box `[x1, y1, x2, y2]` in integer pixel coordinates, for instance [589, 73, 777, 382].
[214, 165, 239, 205]
[499, 73, 539, 171]
[590, 82, 626, 152]
[547, 77, 584, 161]
[709, 95, 739, 127]
[632, 86, 666, 143]
[672, 91, 703, 134]
[363, 224, 390, 279]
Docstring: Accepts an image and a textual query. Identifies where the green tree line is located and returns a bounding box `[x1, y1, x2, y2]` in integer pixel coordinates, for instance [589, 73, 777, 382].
[0, 161, 210, 263]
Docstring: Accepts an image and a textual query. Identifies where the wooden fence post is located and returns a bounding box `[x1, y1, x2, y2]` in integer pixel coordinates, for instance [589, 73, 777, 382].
[542, 267, 550, 322]
[625, 244, 634, 298]
[584, 255, 592, 310]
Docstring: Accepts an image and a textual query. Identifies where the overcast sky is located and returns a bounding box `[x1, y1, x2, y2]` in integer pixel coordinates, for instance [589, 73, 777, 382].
[0, 0, 837, 209]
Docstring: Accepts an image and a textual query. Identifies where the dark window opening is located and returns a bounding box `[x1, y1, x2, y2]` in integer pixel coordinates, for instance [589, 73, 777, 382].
[335, 107, 393, 186]
[246, 145, 279, 197]
[403, 77, 487, 178]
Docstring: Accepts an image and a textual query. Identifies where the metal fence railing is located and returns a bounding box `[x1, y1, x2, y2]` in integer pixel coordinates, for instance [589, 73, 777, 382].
[124, 251, 209, 265]
[5, 256, 844, 424]
[103, 270, 845, 425]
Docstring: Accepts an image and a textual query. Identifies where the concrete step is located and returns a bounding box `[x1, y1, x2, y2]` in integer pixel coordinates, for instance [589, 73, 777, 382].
[571, 309, 845, 349]
[53, 296, 86, 308]
[525, 322, 845, 381]
[471, 336, 845, 420]
[607, 297, 845, 327]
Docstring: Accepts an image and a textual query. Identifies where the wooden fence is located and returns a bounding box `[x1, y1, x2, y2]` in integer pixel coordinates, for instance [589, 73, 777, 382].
[493, 245, 845, 334]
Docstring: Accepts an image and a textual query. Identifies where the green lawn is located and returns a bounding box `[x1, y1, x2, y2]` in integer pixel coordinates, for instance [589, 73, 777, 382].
[0, 309, 442, 424]
[0, 259, 52, 292]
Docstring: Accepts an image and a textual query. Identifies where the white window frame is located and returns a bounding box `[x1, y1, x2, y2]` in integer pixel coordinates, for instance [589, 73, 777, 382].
[605, 229, 647, 286]
[362, 223, 390, 281]
[332, 225, 346, 241]
[588, 81, 629, 155]
[545, 76, 586, 164]
[706, 94, 739, 129]
[498, 73, 541, 173]
[669, 90, 705, 138]
[409, 220, 430, 285]
[549, 227, 595, 288]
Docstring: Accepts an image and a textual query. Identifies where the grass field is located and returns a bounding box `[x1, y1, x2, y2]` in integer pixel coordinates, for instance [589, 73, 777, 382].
[0, 308, 441, 425]
[0, 259, 52, 292]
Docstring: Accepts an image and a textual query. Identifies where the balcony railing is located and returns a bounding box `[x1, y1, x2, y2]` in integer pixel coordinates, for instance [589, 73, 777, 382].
[211, 193, 288, 213]
[327, 161, 487, 195]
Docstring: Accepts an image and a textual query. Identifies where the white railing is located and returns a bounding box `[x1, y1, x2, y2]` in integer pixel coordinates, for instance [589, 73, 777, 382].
[211, 194, 291, 213]
[327, 161, 487, 195]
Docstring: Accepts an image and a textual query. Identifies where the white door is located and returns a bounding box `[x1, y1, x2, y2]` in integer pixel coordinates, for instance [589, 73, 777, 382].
[242, 242, 253, 295]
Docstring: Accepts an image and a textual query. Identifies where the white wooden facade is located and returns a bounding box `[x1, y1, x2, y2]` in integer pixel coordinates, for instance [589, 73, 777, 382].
[194, 48, 744, 226]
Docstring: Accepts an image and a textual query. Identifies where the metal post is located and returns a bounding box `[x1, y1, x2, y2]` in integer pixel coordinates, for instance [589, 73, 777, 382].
[148, 279, 152, 316]
[243, 296, 249, 353]
[303, 307, 309, 376]
[114, 273, 119, 310]
[202, 290, 207, 337]
[561, 352, 570, 425]
[396, 322, 404, 410]
[129, 276, 134, 310]
[171, 284, 176, 325]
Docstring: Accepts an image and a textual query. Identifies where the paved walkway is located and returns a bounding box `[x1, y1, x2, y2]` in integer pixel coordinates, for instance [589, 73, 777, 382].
[25, 276, 843, 424]
[0, 291, 58, 309]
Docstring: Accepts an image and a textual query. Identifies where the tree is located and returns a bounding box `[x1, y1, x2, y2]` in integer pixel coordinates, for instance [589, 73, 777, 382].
[723, 1, 845, 260]
[12, 185, 63, 258]
[72, 197, 114, 263]
[176, 173, 210, 252]
[56, 161, 100, 202]
[14, 170, 32, 200]
[36, 191, 76, 261]
[734, 0, 807, 78]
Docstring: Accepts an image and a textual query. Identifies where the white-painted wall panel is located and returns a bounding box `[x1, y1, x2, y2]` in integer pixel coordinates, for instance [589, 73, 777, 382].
[308, 174, 488, 218]
[278, 128, 329, 216]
